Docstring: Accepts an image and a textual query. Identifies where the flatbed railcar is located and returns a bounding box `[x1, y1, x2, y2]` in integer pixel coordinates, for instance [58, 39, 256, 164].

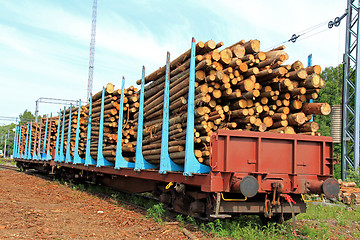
[13, 39, 339, 221]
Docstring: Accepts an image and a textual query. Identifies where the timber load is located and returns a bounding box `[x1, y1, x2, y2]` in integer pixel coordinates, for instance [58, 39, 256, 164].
[53, 83, 139, 163]
[132, 39, 330, 166]
[34, 38, 330, 167]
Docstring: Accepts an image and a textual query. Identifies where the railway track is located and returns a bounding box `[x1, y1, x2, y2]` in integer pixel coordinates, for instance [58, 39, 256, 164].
[0, 164, 18, 171]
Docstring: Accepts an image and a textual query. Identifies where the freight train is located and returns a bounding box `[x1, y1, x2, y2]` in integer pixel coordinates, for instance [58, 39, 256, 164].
[13, 38, 339, 222]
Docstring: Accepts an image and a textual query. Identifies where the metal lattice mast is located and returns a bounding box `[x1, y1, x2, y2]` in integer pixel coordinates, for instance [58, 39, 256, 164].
[87, 0, 98, 101]
[342, 0, 360, 179]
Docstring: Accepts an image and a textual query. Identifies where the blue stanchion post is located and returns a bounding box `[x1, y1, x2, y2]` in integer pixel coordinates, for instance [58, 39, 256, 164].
[13, 126, 18, 158]
[65, 106, 73, 163]
[85, 95, 96, 166]
[27, 122, 33, 160]
[32, 123, 38, 160]
[54, 111, 61, 162]
[308, 54, 314, 122]
[42, 116, 49, 160]
[35, 122, 41, 160]
[159, 52, 183, 174]
[73, 101, 85, 164]
[45, 115, 53, 161]
[24, 124, 29, 159]
[96, 88, 115, 167]
[115, 77, 135, 169]
[134, 66, 157, 171]
[18, 125, 23, 159]
[59, 108, 66, 162]
[184, 37, 211, 176]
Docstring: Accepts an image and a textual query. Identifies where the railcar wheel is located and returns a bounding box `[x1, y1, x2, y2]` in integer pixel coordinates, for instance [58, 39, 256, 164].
[16, 163, 25, 172]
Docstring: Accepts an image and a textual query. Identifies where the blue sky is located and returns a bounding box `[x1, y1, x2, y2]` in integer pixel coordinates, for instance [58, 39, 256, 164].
[0, 0, 346, 125]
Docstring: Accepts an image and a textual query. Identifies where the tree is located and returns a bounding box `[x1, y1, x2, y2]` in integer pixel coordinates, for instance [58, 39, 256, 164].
[19, 109, 35, 125]
[0, 123, 16, 158]
[315, 64, 344, 178]
[315, 64, 343, 137]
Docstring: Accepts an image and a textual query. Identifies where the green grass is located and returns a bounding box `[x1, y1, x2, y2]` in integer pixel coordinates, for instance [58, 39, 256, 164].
[53, 178, 360, 239]
[297, 202, 360, 222]
[0, 158, 16, 165]
[146, 203, 166, 222]
[199, 216, 294, 240]
[197, 203, 360, 240]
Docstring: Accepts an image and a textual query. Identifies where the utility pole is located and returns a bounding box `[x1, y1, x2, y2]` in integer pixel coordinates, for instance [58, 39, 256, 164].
[34, 98, 79, 122]
[4, 130, 8, 158]
[342, 0, 360, 179]
[87, 0, 98, 101]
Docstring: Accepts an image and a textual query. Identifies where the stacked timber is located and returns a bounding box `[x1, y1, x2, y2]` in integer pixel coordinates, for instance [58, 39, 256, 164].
[338, 179, 360, 205]
[20, 38, 331, 168]
[19, 124, 27, 156]
[49, 117, 57, 157]
[28, 123, 37, 157]
[84, 83, 139, 162]
[135, 39, 331, 166]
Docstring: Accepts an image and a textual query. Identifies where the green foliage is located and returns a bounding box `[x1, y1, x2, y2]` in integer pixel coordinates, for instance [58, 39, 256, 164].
[298, 222, 331, 240]
[345, 168, 360, 187]
[297, 203, 360, 221]
[315, 64, 343, 138]
[147, 203, 165, 222]
[201, 203, 360, 239]
[315, 64, 343, 176]
[19, 109, 36, 125]
[202, 216, 292, 240]
[0, 123, 16, 157]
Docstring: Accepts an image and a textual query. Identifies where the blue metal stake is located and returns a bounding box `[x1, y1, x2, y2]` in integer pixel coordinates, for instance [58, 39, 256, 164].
[308, 54, 314, 122]
[45, 115, 53, 161]
[115, 77, 135, 169]
[160, 52, 183, 174]
[42, 116, 49, 160]
[74, 101, 85, 164]
[184, 38, 211, 176]
[59, 108, 66, 162]
[54, 111, 61, 162]
[13, 126, 18, 158]
[85, 95, 96, 166]
[34, 122, 40, 160]
[65, 106, 73, 163]
[17, 126, 22, 159]
[24, 123, 29, 159]
[96, 88, 114, 167]
[28, 122, 33, 160]
[32, 124, 38, 160]
[134, 66, 158, 171]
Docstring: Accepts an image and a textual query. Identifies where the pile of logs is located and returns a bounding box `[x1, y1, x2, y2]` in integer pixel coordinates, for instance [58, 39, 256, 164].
[30, 38, 332, 167]
[337, 179, 360, 205]
[133, 39, 331, 166]
[82, 83, 139, 162]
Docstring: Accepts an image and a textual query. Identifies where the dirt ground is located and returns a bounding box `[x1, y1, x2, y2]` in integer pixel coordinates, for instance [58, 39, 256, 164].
[0, 169, 206, 239]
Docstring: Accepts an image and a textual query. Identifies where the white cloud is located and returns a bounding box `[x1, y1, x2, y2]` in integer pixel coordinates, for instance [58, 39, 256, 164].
[0, 0, 349, 125]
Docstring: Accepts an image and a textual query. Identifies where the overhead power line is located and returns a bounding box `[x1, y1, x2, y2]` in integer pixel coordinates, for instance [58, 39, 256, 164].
[266, 12, 347, 51]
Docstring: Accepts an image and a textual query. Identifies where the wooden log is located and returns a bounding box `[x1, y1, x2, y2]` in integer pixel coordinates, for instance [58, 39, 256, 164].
[286, 68, 307, 80]
[242, 39, 260, 54]
[237, 79, 255, 92]
[297, 121, 319, 132]
[300, 74, 321, 88]
[306, 65, 321, 75]
[302, 102, 331, 115]
[287, 112, 306, 126]
[291, 61, 303, 71]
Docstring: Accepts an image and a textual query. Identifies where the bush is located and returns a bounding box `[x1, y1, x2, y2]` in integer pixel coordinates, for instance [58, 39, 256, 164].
[147, 203, 165, 222]
[346, 168, 360, 187]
